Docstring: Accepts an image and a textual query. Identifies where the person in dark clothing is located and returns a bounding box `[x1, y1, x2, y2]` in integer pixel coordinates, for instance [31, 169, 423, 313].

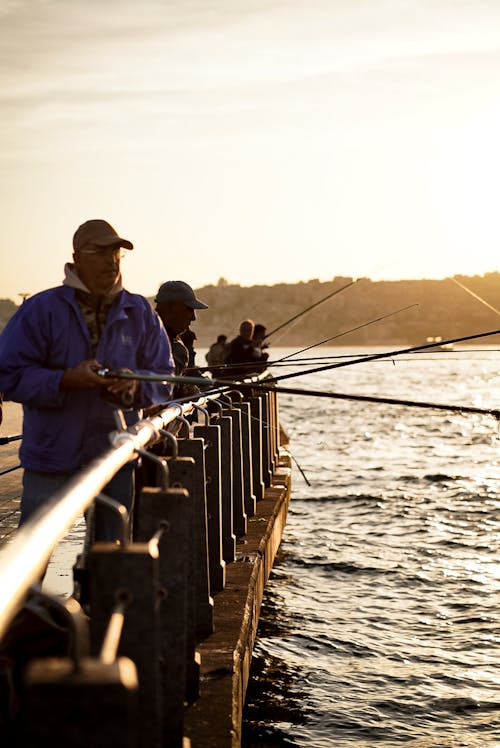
[252, 324, 269, 353]
[180, 328, 205, 380]
[205, 334, 229, 368]
[225, 319, 268, 377]
[154, 280, 208, 396]
[180, 328, 197, 370]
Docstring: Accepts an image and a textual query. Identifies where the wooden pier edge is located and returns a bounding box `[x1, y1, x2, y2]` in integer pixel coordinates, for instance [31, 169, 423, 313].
[183, 443, 292, 748]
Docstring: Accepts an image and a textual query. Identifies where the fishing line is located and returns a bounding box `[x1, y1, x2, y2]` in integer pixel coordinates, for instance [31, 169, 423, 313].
[272, 303, 419, 364]
[267, 328, 500, 385]
[101, 370, 314, 486]
[195, 303, 419, 376]
[452, 278, 500, 317]
[290, 453, 311, 486]
[264, 278, 360, 341]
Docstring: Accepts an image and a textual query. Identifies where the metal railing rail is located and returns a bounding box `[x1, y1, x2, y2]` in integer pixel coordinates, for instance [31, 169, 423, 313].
[0, 396, 201, 642]
[0, 367, 274, 642]
[0, 434, 22, 476]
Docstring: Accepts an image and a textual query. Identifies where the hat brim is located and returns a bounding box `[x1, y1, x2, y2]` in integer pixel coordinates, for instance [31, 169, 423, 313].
[93, 235, 134, 250]
[190, 299, 209, 310]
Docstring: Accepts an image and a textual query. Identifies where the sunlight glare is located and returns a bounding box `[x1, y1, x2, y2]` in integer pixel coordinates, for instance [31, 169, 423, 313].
[430, 113, 500, 275]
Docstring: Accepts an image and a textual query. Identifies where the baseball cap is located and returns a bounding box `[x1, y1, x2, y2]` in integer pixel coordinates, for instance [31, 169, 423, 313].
[73, 219, 134, 252]
[154, 280, 208, 309]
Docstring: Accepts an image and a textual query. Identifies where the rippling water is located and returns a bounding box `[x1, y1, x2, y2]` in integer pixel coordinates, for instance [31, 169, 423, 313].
[243, 347, 500, 747]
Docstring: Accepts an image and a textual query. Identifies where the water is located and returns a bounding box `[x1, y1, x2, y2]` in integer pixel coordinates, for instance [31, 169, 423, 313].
[243, 346, 500, 747]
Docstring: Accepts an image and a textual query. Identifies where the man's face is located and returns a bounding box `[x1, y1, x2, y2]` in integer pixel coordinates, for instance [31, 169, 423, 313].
[240, 323, 254, 341]
[73, 245, 122, 295]
[156, 301, 196, 335]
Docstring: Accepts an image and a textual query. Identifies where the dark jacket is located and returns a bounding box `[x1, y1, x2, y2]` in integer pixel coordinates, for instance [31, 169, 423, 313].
[0, 286, 173, 472]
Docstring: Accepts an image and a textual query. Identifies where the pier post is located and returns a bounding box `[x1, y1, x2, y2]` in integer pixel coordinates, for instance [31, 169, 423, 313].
[234, 401, 256, 519]
[88, 542, 163, 748]
[209, 410, 236, 564]
[24, 657, 139, 747]
[171, 440, 214, 642]
[193, 422, 226, 595]
[135, 485, 191, 748]
[270, 388, 280, 468]
[259, 392, 273, 487]
[247, 395, 265, 502]
[223, 407, 247, 537]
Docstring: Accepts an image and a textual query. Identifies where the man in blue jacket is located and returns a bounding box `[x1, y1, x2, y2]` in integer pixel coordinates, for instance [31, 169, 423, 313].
[0, 219, 174, 541]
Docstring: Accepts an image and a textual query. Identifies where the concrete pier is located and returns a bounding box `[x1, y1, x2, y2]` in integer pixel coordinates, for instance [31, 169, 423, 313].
[184, 457, 291, 747]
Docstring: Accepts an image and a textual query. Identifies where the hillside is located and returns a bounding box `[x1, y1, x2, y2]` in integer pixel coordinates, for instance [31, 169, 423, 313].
[177, 273, 500, 347]
[2, 273, 500, 348]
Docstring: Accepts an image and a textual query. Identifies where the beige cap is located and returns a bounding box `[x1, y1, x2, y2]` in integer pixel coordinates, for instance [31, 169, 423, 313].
[73, 219, 133, 252]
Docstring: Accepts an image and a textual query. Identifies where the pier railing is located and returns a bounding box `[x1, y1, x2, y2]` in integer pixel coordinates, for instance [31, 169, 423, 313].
[0, 377, 282, 747]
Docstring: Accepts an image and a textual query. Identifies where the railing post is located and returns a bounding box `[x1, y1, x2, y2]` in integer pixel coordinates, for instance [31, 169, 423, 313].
[134, 485, 190, 748]
[209, 409, 236, 564]
[247, 395, 265, 502]
[234, 400, 256, 519]
[176, 437, 214, 641]
[222, 407, 247, 537]
[88, 542, 163, 748]
[24, 657, 139, 747]
[193, 422, 226, 595]
[259, 392, 273, 487]
[266, 388, 276, 472]
[270, 387, 280, 467]
[23, 596, 139, 747]
[156, 452, 201, 705]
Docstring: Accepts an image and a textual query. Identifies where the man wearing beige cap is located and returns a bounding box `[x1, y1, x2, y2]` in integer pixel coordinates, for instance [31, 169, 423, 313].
[0, 219, 173, 542]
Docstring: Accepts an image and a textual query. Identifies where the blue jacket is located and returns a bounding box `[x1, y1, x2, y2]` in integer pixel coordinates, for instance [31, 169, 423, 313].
[0, 286, 174, 472]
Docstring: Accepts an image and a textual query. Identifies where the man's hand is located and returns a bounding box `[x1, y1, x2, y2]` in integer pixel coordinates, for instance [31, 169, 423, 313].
[102, 368, 138, 402]
[60, 362, 138, 407]
[60, 359, 106, 390]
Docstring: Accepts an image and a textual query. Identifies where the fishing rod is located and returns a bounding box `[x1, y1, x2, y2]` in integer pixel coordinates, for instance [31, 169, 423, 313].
[452, 278, 500, 317]
[191, 302, 418, 376]
[273, 303, 419, 364]
[97, 369, 218, 388]
[267, 347, 500, 365]
[237, 383, 500, 419]
[97, 368, 500, 420]
[263, 278, 360, 341]
[268, 328, 500, 385]
[193, 345, 486, 377]
[99, 329, 500, 391]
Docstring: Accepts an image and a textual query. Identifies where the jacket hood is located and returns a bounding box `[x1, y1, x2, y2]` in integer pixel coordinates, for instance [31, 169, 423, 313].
[63, 262, 123, 296]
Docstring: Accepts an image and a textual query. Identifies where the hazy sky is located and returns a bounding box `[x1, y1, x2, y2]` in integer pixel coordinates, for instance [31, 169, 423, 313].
[2, 0, 500, 302]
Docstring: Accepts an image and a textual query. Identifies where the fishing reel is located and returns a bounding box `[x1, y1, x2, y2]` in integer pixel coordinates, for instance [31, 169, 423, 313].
[97, 367, 136, 410]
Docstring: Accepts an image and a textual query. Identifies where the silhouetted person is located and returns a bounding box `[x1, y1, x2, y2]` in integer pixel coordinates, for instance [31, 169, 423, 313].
[206, 334, 229, 368]
[252, 323, 269, 354]
[154, 280, 208, 396]
[225, 319, 268, 377]
[180, 328, 199, 370]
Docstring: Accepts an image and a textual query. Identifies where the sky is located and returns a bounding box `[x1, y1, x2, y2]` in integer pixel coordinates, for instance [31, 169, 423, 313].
[2, 0, 500, 303]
